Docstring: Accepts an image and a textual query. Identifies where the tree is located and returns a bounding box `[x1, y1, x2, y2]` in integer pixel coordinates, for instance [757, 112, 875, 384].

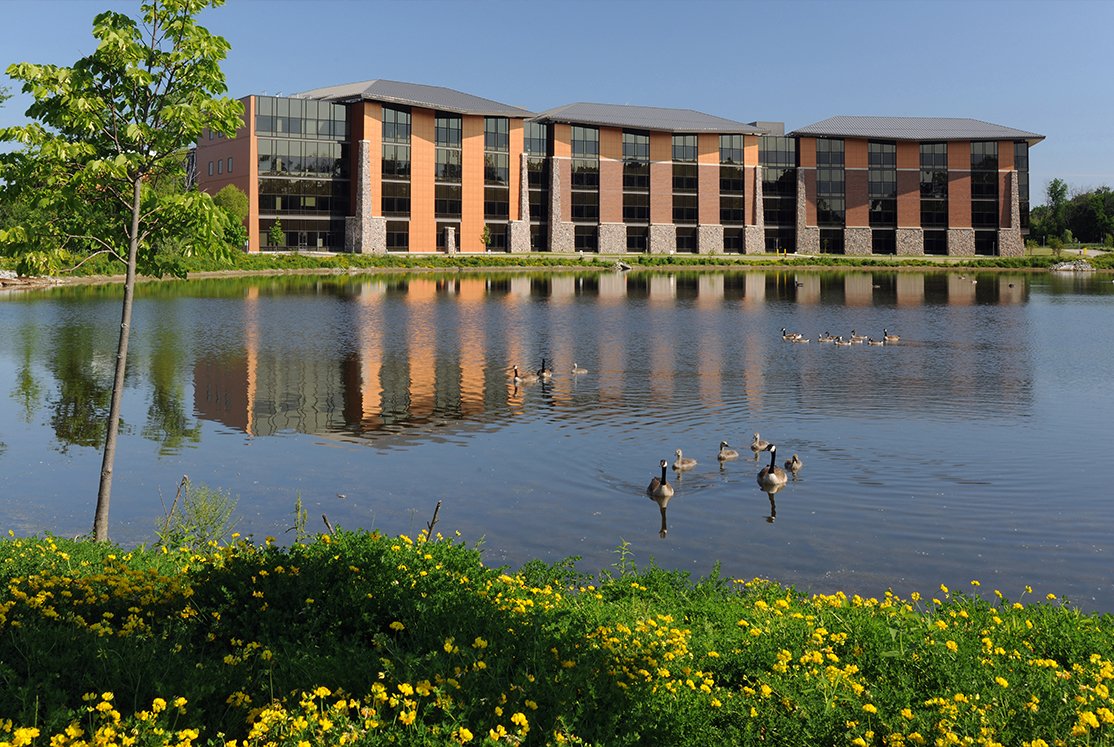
[0, 0, 243, 540]
[269, 218, 285, 248]
[213, 183, 248, 249]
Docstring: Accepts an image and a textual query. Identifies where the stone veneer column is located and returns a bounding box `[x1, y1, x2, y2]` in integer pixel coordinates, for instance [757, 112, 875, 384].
[649, 224, 676, 254]
[896, 228, 924, 256]
[445, 226, 456, 255]
[548, 157, 575, 253]
[509, 152, 532, 253]
[844, 227, 872, 256]
[344, 140, 386, 254]
[998, 171, 1024, 257]
[794, 169, 820, 254]
[744, 164, 765, 254]
[698, 225, 724, 254]
[947, 228, 975, 256]
[599, 223, 626, 252]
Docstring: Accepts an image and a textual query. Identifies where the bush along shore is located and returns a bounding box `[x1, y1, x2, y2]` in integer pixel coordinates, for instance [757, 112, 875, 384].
[2, 249, 1113, 285]
[1, 532, 1113, 746]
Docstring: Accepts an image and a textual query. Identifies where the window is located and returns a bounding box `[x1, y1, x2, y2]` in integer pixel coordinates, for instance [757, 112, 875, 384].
[208, 161, 213, 176]
[817, 139, 845, 228]
[623, 131, 650, 190]
[971, 141, 999, 252]
[435, 114, 462, 148]
[868, 142, 896, 228]
[673, 194, 698, 224]
[382, 182, 411, 216]
[484, 118, 509, 151]
[524, 122, 548, 155]
[217, 159, 223, 174]
[760, 136, 797, 243]
[623, 192, 649, 223]
[571, 126, 599, 224]
[386, 221, 409, 250]
[719, 134, 744, 165]
[571, 126, 598, 157]
[227, 157, 233, 173]
[672, 134, 697, 162]
[435, 184, 462, 218]
[383, 107, 411, 144]
[1016, 141, 1030, 230]
[921, 143, 948, 229]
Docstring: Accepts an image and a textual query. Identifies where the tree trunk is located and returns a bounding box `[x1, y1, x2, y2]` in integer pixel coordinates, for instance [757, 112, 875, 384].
[93, 176, 143, 541]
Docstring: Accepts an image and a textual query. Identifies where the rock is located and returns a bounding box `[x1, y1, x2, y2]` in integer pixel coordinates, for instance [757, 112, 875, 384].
[1049, 260, 1095, 272]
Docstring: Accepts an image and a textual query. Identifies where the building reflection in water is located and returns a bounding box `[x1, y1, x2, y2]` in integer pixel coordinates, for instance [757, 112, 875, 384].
[192, 271, 1032, 444]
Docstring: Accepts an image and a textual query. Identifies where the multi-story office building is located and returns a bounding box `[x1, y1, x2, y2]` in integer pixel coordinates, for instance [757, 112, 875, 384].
[196, 80, 1042, 256]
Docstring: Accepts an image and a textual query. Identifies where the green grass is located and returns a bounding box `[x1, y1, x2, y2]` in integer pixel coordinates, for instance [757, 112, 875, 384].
[1, 532, 1112, 746]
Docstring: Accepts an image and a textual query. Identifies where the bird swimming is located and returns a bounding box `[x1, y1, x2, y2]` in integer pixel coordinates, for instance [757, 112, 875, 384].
[571, 362, 588, 374]
[750, 432, 770, 456]
[538, 358, 553, 381]
[673, 448, 697, 471]
[513, 365, 538, 385]
[757, 444, 788, 489]
[883, 328, 900, 343]
[718, 441, 739, 461]
[647, 459, 674, 499]
[784, 453, 803, 474]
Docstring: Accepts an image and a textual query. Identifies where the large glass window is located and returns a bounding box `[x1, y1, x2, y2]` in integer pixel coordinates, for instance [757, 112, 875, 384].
[760, 135, 797, 251]
[971, 141, 999, 254]
[622, 131, 650, 191]
[525, 122, 549, 249]
[816, 139, 845, 230]
[868, 141, 896, 228]
[920, 143, 948, 230]
[571, 126, 599, 226]
[1015, 141, 1029, 231]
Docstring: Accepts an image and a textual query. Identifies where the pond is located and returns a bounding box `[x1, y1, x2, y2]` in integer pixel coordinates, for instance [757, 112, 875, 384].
[2, 268, 1113, 612]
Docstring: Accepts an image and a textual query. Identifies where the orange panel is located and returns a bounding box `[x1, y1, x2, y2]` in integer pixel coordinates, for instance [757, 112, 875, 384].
[410, 109, 436, 252]
[845, 139, 868, 169]
[698, 134, 719, 224]
[998, 140, 1015, 171]
[897, 141, 919, 170]
[650, 130, 671, 163]
[948, 140, 971, 228]
[600, 159, 623, 223]
[797, 137, 816, 168]
[367, 103, 383, 218]
[845, 170, 869, 227]
[744, 134, 759, 167]
[947, 140, 970, 172]
[552, 123, 571, 158]
[896, 171, 920, 227]
[745, 166, 755, 225]
[461, 115, 485, 252]
[509, 120, 524, 221]
[599, 127, 622, 160]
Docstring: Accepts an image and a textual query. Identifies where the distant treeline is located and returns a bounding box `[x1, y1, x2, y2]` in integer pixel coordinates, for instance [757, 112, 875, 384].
[1029, 178, 1114, 246]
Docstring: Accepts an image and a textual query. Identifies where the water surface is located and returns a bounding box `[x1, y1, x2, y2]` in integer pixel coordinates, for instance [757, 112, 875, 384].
[2, 269, 1112, 611]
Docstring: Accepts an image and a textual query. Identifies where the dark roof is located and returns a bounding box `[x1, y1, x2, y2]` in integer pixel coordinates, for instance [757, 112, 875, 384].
[789, 116, 1044, 145]
[293, 79, 532, 117]
[533, 102, 764, 134]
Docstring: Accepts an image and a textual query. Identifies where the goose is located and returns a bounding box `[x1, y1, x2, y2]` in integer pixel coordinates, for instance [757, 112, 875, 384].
[791, 336, 810, 344]
[784, 453, 804, 474]
[718, 441, 740, 461]
[757, 444, 788, 490]
[647, 459, 674, 499]
[850, 329, 868, 343]
[834, 336, 852, 347]
[673, 448, 697, 472]
[867, 338, 884, 346]
[571, 362, 588, 375]
[781, 328, 803, 341]
[537, 358, 553, 381]
[750, 432, 770, 457]
[883, 328, 901, 343]
[818, 332, 836, 343]
[512, 365, 538, 385]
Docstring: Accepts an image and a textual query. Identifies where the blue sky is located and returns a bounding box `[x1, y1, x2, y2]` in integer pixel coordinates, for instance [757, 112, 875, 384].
[2, 0, 1111, 204]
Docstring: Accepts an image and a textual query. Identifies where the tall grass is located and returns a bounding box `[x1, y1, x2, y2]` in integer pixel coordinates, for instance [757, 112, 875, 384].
[1, 531, 1111, 745]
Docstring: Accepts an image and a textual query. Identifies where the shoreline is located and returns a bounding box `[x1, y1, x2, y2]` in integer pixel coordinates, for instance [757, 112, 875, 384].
[1, 251, 1108, 291]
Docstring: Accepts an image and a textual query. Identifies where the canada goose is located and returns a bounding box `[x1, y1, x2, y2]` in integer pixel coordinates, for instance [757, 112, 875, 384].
[673, 448, 697, 472]
[512, 365, 538, 385]
[784, 453, 804, 474]
[850, 329, 867, 343]
[818, 332, 835, 343]
[791, 336, 810, 344]
[647, 459, 674, 499]
[883, 328, 901, 343]
[718, 441, 740, 461]
[571, 362, 588, 375]
[538, 358, 553, 381]
[750, 432, 770, 457]
[834, 336, 852, 347]
[867, 338, 884, 346]
[757, 444, 788, 490]
[781, 328, 803, 340]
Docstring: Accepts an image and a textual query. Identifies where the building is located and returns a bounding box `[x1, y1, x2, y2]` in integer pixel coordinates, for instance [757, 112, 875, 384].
[195, 80, 1043, 257]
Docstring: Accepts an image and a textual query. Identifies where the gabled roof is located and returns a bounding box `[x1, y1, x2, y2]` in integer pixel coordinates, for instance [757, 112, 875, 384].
[293, 79, 532, 118]
[533, 102, 765, 134]
[789, 116, 1044, 146]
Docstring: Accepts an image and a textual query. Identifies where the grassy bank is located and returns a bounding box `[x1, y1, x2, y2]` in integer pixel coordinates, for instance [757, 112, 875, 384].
[4, 247, 1113, 282]
[1, 532, 1111, 746]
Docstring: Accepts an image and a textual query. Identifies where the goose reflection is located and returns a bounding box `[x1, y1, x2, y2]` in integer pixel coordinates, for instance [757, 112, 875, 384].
[764, 482, 785, 523]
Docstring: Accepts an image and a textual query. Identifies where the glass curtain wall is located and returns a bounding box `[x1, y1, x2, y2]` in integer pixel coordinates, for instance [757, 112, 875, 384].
[571, 125, 599, 250]
[759, 136, 796, 251]
[382, 106, 412, 250]
[435, 113, 462, 251]
[524, 122, 550, 250]
[816, 138, 845, 253]
[256, 96, 350, 250]
[1015, 142, 1029, 232]
[720, 135, 745, 253]
[868, 141, 897, 254]
[672, 134, 698, 252]
[971, 141, 999, 255]
[622, 131, 650, 251]
[483, 117, 510, 251]
[920, 143, 948, 255]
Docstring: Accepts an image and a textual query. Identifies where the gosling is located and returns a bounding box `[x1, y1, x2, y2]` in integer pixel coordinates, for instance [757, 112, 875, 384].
[673, 448, 697, 472]
[718, 441, 740, 461]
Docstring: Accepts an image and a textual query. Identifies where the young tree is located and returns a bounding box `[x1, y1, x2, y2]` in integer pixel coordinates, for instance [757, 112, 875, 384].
[0, 0, 243, 540]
